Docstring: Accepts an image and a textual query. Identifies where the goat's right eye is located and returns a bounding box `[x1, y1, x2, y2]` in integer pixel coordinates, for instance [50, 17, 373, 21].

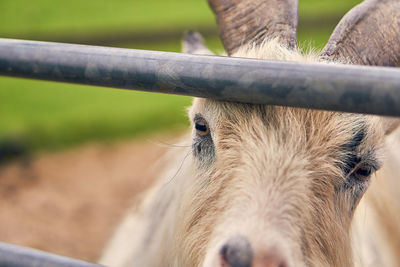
[195, 120, 210, 136]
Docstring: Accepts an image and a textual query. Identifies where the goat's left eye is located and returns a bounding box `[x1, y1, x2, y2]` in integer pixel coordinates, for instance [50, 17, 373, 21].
[195, 120, 210, 136]
[353, 165, 373, 181]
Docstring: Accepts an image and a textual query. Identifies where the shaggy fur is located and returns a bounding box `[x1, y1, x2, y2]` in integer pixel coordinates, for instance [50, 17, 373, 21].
[99, 41, 400, 267]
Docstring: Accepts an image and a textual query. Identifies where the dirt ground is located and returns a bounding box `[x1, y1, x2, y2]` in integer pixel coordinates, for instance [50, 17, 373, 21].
[0, 135, 177, 263]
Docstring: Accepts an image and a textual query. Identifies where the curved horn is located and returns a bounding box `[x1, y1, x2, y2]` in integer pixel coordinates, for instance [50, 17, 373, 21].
[208, 0, 298, 55]
[320, 0, 400, 67]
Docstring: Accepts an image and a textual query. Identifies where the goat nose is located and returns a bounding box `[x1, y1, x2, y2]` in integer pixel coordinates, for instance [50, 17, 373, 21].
[219, 235, 253, 267]
[219, 236, 288, 267]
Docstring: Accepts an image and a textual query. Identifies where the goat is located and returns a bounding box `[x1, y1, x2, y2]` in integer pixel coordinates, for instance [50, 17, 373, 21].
[100, 0, 400, 266]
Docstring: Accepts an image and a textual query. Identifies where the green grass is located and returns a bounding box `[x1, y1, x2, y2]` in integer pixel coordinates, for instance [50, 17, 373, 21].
[0, 0, 361, 38]
[0, 0, 362, 152]
[299, 0, 361, 17]
[0, 0, 216, 38]
[0, 77, 191, 150]
[298, 26, 336, 51]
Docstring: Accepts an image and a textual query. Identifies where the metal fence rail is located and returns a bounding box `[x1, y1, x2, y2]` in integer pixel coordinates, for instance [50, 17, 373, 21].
[0, 242, 104, 267]
[1, 38, 400, 117]
[0, 39, 400, 264]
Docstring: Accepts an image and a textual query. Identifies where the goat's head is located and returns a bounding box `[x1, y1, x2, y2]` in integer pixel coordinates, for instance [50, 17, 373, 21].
[175, 1, 400, 266]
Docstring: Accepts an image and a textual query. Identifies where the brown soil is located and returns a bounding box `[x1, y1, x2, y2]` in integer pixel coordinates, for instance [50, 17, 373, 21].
[0, 136, 172, 263]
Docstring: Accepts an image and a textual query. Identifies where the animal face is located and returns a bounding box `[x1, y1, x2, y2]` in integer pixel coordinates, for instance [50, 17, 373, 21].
[174, 95, 391, 266]
[169, 1, 400, 265]
[99, 1, 400, 267]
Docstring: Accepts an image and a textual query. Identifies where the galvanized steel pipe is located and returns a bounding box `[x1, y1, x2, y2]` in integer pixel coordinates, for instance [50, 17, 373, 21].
[0, 242, 105, 267]
[1, 38, 400, 116]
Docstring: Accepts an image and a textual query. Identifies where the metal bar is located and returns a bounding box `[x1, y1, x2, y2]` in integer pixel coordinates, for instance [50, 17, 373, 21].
[0, 242, 105, 267]
[1, 38, 400, 116]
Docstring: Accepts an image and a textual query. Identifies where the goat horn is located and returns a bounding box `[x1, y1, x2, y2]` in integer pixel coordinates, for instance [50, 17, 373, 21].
[208, 0, 298, 55]
[320, 0, 400, 67]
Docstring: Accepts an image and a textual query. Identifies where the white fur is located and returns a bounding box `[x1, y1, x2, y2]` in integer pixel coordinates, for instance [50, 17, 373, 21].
[99, 41, 400, 267]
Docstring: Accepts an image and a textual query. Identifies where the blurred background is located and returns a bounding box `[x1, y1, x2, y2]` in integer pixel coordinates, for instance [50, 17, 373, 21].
[0, 0, 361, 263]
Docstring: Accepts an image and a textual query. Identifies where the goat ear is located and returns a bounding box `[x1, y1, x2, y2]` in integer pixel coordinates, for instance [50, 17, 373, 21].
[320, 0, 400, 66]
[182, 31, 214, 55]
[208, 0, 298, 55]
[380, 117, 400, 136]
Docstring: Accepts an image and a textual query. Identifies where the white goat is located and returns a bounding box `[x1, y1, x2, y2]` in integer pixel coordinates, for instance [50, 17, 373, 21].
[100, 0, 400, 266]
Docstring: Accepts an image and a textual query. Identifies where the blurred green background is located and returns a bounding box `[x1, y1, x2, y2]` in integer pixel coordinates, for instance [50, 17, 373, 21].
[0, 0, 362, 153]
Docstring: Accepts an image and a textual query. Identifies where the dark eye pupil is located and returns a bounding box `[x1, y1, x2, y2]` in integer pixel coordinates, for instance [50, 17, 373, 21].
[354, 165, 372, 180]
[195, 122, 207, 132]
[356, 167, 371, 176]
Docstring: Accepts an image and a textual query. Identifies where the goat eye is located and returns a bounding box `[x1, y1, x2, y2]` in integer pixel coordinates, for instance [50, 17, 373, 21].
[195, 120, 210, 136]
[353, 165, 373, 181]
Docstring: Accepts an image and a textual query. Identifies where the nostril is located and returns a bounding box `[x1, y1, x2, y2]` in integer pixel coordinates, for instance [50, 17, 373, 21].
[219, 235, 253, 267]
